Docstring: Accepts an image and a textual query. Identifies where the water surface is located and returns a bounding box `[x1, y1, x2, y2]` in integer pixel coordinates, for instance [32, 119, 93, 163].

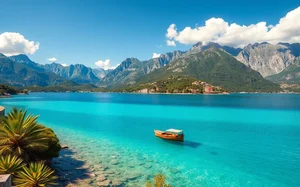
[1, 93, 300, 186]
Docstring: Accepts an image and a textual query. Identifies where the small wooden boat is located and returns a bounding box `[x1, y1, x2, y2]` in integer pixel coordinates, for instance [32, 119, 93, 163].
[154, 129, 184, 142]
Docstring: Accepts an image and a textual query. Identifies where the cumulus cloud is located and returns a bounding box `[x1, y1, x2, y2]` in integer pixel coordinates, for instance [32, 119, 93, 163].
[48, 57, 57, 62]
[166, 40, 176, 46]
[166, 24, 178, 39]
[152, 53, 161, 58]
[0, 32, 39, 56]
[95, 59, 118, 70]
[165, 6, 300, 48]
[61, 63, 68, 67]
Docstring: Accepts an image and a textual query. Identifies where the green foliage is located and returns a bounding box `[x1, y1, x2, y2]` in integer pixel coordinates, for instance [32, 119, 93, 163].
[33, 128, 61, 160]
[146, 174, 172, 187]
[115, 76, 227, 94]
[0, 108, 59, 186]
[0, 84, 27, 95]
[26, 81, 97, 92]
[0, 155, 25, 175]
[0, 108, 61, 162]
[14, 162, 57, 187]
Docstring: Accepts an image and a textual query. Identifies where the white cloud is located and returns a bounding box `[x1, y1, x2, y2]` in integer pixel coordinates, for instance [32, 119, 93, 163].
[61, 63, 68, 67]
[48, 57, 57, 62]
[152, 53, 161, 58]
[167, 40, 176, 46]
[165, 6, 300, 48]
[166, 24, 178, 39]
[95, 59, 118, 70]
[0, 32, 39, 56]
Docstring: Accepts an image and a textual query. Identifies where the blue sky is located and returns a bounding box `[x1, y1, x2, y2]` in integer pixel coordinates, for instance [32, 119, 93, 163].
[0, 0, 300, 69]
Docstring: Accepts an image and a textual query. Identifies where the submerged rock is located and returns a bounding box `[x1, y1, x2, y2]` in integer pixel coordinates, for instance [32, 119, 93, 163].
[118, 177, 127, 183]
[83, 172, 96, 178]
[170, 167, 181, 174]
[111, 179, 123, 187]
[111, 154, 118, 159]
[94, 164, 103, 169]
[95, 171, 104, 175]
[96, 167, 105, 171]
[97, 179, 111, 187]
[61, 145, 69, 149]
[143, 163, 152, 169]
[89, 167, 95, 172]
[66, 183, 76, 187]
[105, 170, 114, 174]
[110, 159, 118, 165]
[96, 175, 107, 182]
[127, 173, 141, 180]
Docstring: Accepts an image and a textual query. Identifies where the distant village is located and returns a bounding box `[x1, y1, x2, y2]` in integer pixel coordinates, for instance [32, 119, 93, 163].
[133, 77, 229, 94]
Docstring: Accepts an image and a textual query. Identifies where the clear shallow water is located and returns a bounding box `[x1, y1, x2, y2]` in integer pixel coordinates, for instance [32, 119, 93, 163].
[1, 93, 300, 186]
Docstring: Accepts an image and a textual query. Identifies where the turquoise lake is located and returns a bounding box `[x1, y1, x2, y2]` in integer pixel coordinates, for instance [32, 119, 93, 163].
[1, 93, 300, 186]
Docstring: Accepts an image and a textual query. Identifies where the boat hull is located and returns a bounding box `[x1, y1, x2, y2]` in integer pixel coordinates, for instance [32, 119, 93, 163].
[154, 130, 184, 142]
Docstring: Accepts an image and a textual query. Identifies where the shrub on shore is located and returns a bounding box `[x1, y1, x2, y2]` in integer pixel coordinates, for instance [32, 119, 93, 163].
[0, 108, 60, 186]
[0, 108, 61, 162]
[33, 128, 61, 160]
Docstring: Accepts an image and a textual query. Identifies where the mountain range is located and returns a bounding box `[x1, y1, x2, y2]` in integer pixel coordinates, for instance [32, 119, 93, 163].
[5, 54, 110, 85]
[0, 54, 65, 87]
[100, 50, 184, 87]
[1, 41, 300, 92]
[135, 47, 279, 92]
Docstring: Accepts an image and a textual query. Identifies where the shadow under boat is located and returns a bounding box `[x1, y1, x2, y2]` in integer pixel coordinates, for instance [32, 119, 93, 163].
[161, 139, 202, 148]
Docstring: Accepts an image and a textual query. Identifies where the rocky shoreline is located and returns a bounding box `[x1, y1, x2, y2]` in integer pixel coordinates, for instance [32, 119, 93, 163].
[52, 146, 141, 187]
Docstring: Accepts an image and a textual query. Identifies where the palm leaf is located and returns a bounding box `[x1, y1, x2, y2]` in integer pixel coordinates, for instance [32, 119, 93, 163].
[14, 162, 57, 187]
[0, 155, 25, 175]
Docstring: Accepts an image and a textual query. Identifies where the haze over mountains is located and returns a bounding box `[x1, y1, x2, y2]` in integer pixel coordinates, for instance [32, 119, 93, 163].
[1, 41, 300, 92]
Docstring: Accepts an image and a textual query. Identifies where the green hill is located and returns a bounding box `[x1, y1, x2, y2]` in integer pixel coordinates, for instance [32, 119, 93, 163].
[26, 81, 97, 92]
[136, 48, 281, 92]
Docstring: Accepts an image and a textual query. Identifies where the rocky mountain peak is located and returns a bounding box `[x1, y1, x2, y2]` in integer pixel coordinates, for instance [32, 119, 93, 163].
[9, 54, 45, 72]
[188, 42, 242, 56]
[236, 43, 298, 77]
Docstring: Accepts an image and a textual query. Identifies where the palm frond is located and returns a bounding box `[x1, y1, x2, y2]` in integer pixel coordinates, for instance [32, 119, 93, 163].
[0, 155, 25, 175]
[0, 108, 52, 162]
[14, 162, 57, 187]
